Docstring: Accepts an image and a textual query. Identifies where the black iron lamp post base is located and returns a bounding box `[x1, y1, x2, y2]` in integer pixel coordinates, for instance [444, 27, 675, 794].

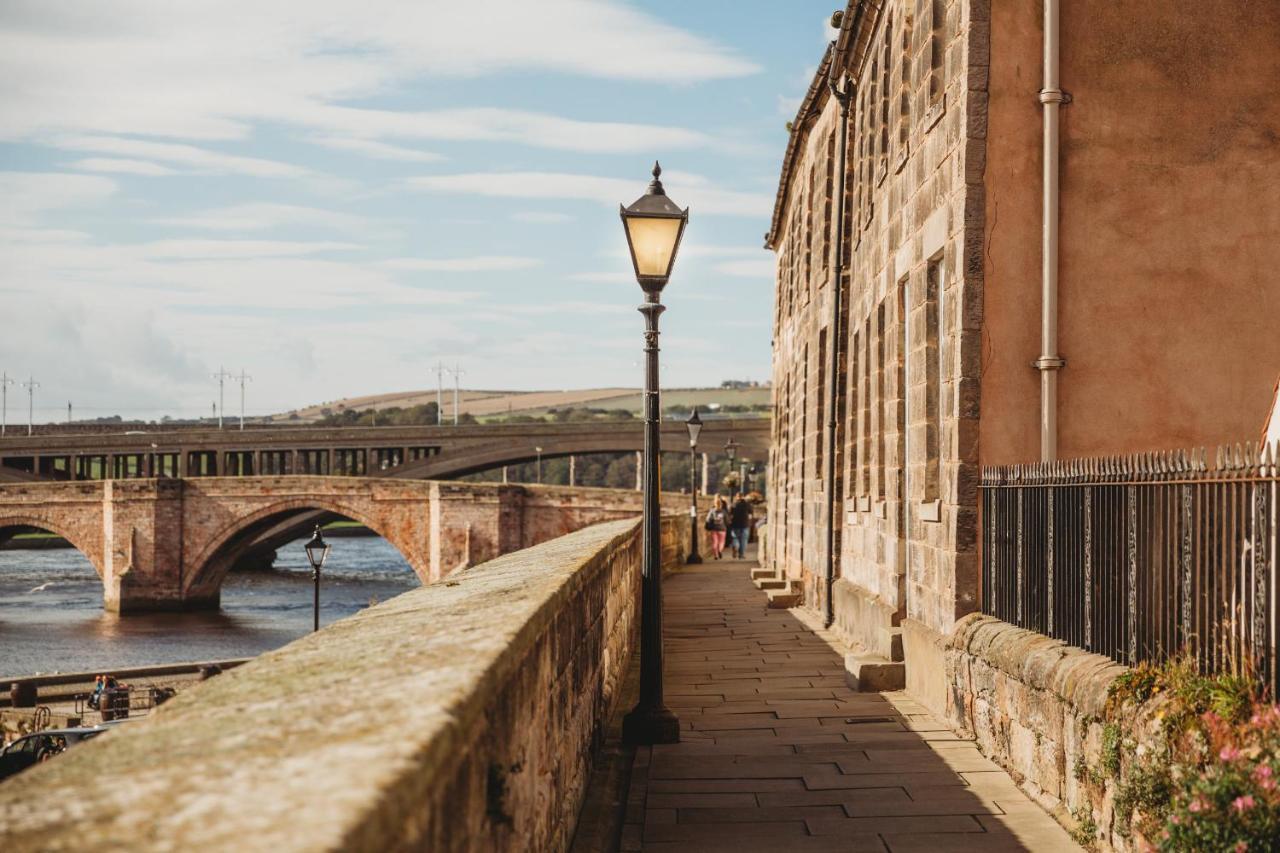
[686, 552, 703, 564]
[622, 703, 681, 745]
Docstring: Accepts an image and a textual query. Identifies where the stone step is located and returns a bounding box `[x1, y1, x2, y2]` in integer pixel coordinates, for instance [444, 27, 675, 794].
[765, 590, 802, 609]
[749, 568, 775, 581]
[754, 578, 787, 591]
[843, 652, 906, 692]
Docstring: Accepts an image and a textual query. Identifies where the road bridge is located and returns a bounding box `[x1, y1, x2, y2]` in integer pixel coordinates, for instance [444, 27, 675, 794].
[0, 419, 770, 482]
[0, 478, 684, 613]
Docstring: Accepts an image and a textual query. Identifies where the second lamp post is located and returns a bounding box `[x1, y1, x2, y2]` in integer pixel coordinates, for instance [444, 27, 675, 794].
[619, 162, 687, 746]
[686, 408, 703, 564]
[303, 525, 331, 633]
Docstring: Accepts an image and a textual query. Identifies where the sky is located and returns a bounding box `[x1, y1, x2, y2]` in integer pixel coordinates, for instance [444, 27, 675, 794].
[0, 0, 838, 421]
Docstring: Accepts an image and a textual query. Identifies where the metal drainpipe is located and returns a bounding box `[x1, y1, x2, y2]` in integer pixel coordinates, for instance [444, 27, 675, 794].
[824, 67, 852, 628]
[1036, 0, 1069, 460]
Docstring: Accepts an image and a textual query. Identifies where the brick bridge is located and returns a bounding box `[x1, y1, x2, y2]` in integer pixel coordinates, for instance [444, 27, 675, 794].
[0, 419, 769, 482]
[0, 478, 681, 613]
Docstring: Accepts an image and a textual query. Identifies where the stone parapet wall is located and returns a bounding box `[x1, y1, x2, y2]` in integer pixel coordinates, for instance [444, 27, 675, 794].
[0, 515, 689, 851]
[944, 613, 1146, 850]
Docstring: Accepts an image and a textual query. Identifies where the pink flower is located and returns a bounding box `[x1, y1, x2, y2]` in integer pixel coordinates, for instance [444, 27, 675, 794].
[1232, 795, 1256, 813]
[1170, 814, 1181, 825]
[1189, 798, 1207, 813]
[1220, 746, 1243, 762]
[1254, 764, 1273, 779]
[1234, 842, 1249, 853]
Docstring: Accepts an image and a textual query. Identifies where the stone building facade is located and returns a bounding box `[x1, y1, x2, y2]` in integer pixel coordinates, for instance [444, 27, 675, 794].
[765, 0, 1280, 707]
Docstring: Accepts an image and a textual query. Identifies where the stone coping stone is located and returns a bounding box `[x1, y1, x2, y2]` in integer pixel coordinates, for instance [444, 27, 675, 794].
[949, 613, 1124, 718]
[0, 517, 644, 852]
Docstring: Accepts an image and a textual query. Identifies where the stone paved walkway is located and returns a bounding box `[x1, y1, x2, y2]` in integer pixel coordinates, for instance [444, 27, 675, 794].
[621, 553, 1079, 852]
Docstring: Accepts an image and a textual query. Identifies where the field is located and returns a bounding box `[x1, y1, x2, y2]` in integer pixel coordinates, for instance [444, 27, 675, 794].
[276, 386, 770, 423]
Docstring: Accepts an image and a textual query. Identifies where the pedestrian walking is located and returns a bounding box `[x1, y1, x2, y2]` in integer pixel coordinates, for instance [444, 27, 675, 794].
[730, 493, 753, 559]
[705, 497, 729, 559]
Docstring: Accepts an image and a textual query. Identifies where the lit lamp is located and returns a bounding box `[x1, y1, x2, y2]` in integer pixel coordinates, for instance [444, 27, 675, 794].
[620, 162, 687, 746]
[303, 525, 331, 633]
[724, 437, 739, 490]
[685, 408, 703, 565]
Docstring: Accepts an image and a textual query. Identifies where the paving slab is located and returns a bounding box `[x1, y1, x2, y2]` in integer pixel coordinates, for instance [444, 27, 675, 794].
[620, 553, 1079, 851]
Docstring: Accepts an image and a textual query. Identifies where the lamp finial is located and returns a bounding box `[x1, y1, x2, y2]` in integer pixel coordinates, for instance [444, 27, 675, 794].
[647, 162, 666, 196]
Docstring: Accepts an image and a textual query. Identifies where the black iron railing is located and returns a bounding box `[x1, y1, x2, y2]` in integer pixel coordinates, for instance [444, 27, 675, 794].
[981, 442, 1279, 696]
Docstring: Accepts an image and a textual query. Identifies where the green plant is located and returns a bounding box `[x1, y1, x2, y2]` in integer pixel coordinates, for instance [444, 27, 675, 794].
[1101, 722, 1123, 778]
[1070, 806, 1098, 848]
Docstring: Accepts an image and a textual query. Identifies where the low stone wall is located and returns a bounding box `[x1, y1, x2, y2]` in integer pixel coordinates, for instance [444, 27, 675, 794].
[945, 613, 1140, 849]
[0, 514, 690, 852]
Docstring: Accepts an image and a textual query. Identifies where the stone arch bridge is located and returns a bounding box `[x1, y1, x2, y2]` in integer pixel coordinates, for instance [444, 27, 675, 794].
[0, 477, 681, 613]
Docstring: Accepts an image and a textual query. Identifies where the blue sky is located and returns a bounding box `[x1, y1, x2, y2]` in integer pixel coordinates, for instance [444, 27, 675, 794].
[0, 0, 837, 419]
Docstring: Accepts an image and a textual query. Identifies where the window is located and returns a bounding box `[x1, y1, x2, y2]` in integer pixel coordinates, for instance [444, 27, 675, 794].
[880, 16, 892, 161]
[876, 302, 887, 501]
[817, 328, 827, 476]
[924, 258, 944, 502]
[848, 328, 860, 495]
[898, 16, 912, 147]
[930, 0, 946, 105]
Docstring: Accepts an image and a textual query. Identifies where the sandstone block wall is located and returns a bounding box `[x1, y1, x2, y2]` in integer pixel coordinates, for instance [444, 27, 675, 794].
[766, 0, 988, 661]
[0, 515, 690, 851]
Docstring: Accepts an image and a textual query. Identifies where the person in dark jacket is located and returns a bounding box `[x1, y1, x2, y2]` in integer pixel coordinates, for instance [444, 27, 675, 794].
[729, 493, 753, 559]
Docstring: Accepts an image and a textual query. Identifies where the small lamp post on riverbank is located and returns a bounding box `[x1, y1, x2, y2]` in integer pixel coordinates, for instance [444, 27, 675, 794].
[303, 526, 331, 633]
[620, 162, 687, 746]
[724, 437, 739, 492]
[686, 408, 703, 564]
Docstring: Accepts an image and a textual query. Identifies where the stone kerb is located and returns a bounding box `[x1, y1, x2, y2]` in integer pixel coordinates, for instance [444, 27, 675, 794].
[0, 516, 688, 851]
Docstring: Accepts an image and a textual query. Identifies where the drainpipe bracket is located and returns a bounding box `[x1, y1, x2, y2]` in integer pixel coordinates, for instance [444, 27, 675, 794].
[1038, 88, 1072, 105]
[1032, 356, 1066, 371]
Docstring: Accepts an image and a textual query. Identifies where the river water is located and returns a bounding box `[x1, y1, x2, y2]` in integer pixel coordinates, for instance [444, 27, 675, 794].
[0, 536, 418, 677]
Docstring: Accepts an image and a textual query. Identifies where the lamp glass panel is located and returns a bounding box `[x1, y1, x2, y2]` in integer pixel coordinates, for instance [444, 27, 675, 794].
[305, 542, 329, 569]
[625, 216, 682, 279]
[687, 421, 702, 444]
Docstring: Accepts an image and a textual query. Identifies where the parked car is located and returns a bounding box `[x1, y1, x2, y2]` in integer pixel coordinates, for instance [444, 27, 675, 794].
[0, 727, 106, 782]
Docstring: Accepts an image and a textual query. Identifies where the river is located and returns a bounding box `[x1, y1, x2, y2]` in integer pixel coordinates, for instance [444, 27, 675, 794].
[0, 535, 418, 677]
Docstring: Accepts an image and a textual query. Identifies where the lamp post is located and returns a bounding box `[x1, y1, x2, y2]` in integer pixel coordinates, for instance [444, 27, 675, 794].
[740, 458, 750, 497]
[535, 446, 543, 483]
[303, 525, 331, 633]
[724, 437, 739, 492]
[620, 162, 687, 746]
[685, 408, 703, 564]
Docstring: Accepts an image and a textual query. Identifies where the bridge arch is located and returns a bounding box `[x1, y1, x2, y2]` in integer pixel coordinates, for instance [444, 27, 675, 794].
[0, 513, 105, 580]
[185, 498, 428, 604]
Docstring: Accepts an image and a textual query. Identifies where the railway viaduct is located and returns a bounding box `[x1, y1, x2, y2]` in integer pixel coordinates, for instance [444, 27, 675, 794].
[0, 419, 770, 482]
[0, 478, 684, 613]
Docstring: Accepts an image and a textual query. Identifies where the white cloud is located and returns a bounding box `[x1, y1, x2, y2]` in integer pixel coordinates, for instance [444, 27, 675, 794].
[129, 239, 362, 260]
[408, 171, 772, 217]
[0, 2, 755, 147]
[512, 212, 574, 224]
[0, 171, 117, 225]
[310, 136, 444, 163]
[154, 203, 369, 233]
[383, 256, 541, 272]
[52, 136, 311, 178]
[68, 157, 177, 176]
